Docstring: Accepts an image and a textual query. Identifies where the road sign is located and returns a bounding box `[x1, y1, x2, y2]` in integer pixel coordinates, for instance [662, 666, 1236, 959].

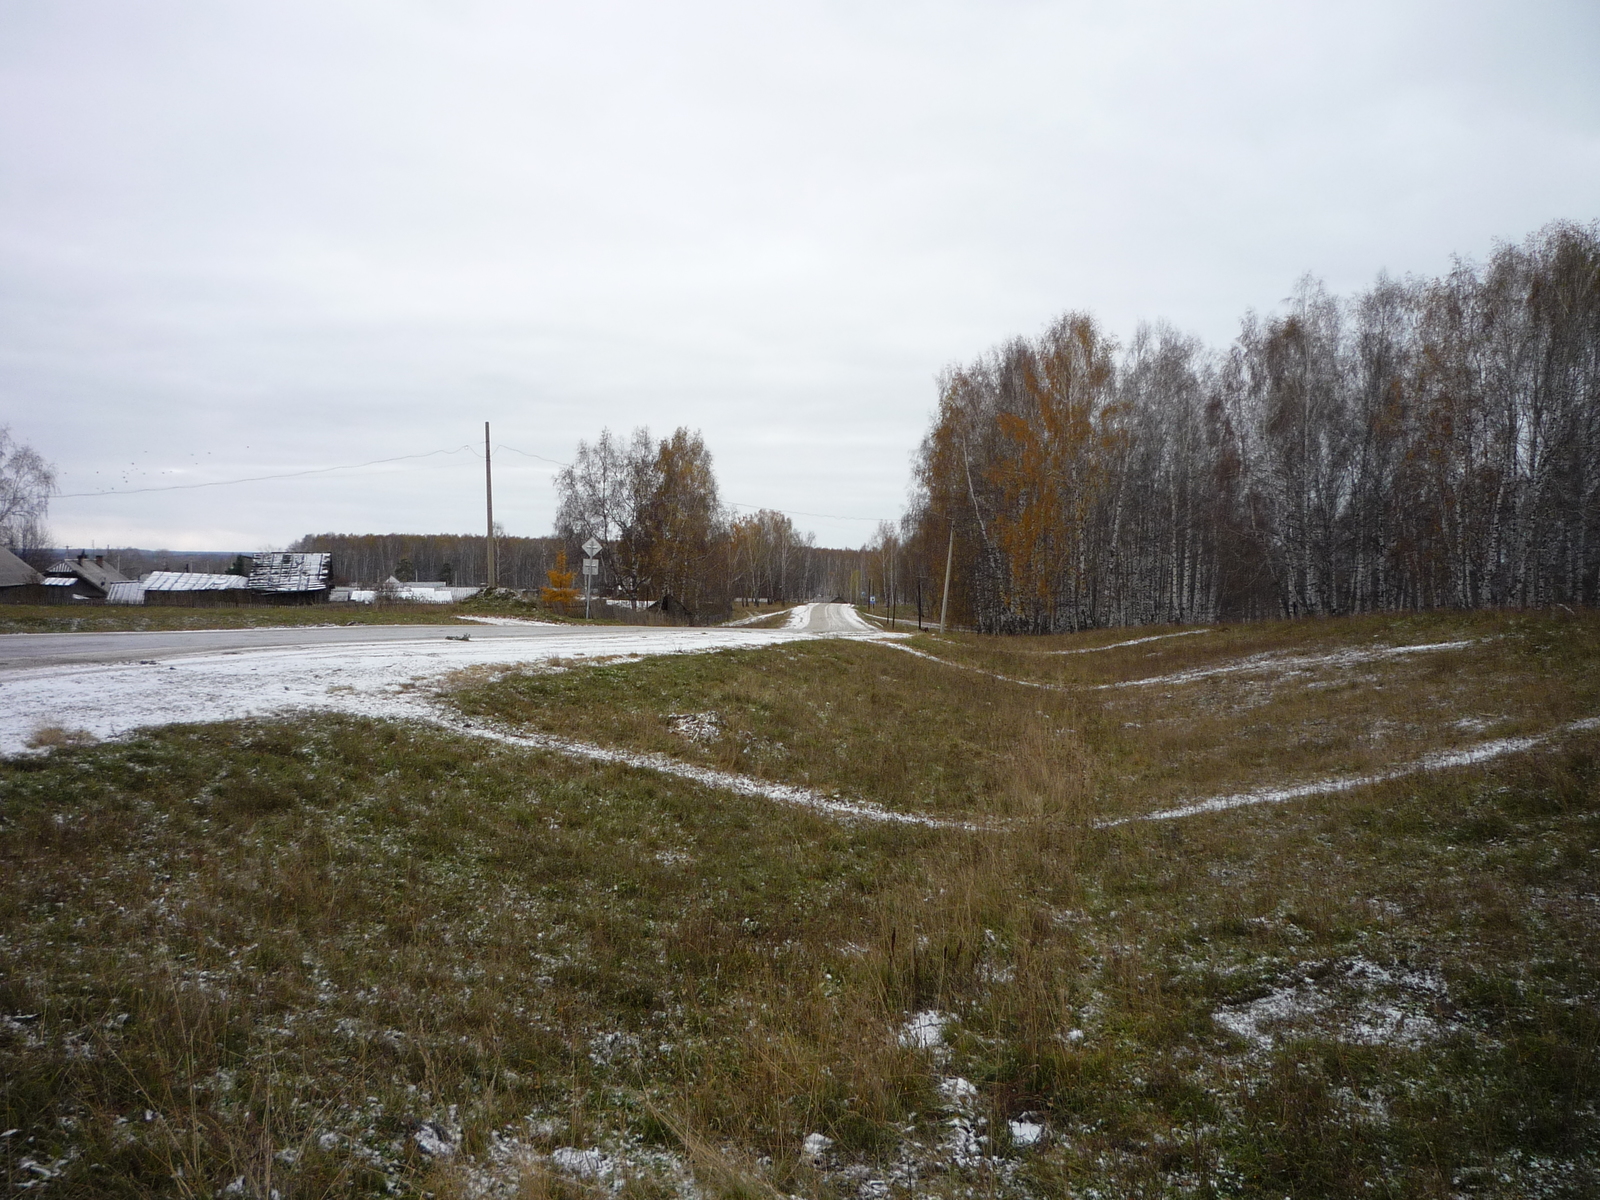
[581, 537, 602, 558]
[581, 558, 599, 576]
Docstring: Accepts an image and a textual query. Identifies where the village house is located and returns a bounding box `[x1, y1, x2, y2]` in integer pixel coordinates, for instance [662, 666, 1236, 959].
[42, 552, 130, 602]
[0, 547, 48, 604]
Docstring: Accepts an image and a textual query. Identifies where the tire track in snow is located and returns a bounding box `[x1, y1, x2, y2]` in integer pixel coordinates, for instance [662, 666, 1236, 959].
[878, 643, 1069, 690]
[1100, 639, 1474, 690]
[1102, 716, 1600, 826]
[417, 705, 987, 831]
[1021, 628, 1213, 655]
[874, 637, 1475, 693]
[426, 706, 1600, 833]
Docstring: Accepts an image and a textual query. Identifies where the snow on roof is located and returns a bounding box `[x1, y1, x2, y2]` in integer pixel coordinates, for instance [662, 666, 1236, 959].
[143, 571, 250, 591]
[0, 547, 38, 587]
[42, 576, 76, 586]
[247, 552, 331, 593]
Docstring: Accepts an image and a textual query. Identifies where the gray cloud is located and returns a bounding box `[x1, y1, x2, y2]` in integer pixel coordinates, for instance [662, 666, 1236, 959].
[4, 0, 1597, 548]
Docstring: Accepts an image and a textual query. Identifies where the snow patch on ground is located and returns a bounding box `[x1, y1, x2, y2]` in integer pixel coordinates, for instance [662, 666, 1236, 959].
[455, 718, 983, 830]
[801, 1131, 834, 1162]
[899, 1010, 952, 1051]
[723, 607, 795, 627]
[783, 603, 816, 629]
[666, 711, 723, 742]
[1111, 716, 1600, 826]
[1104, 639, 1475, 690]
[549, 1146, 613, 1180]
[1008, 1119, 1045, 1146]
[1032, 628, 1214, 655]
[414, 1120, 459, 1158]
[453, 1127, 696, 1200]
[1214, 957, 1456, 1051]
[880, 636, 1472, 696]
[0, 626, 817, 759]
[881, 643, 1067, 690]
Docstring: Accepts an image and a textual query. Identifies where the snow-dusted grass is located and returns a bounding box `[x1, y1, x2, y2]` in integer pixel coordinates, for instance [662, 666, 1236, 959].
[1110, 716, 1600, 825]
[443, 609, 1600, 833]
[447, 638, 1094, 820]
[876, 610, 1600, 824]
[6, 607, 1600, 1197]
[0, 601, 492, 635]
[7, 704, 1598, 1198]
[0, 623, 838, 759]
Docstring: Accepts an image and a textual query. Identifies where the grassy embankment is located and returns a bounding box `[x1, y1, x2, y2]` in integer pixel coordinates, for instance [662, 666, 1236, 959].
[0, 603, 492, 635]
[3, 609, 1598, 1197]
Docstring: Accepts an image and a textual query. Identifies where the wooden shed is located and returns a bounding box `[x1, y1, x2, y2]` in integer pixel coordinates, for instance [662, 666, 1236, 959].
[141, 571, 252, 607]
[247, 552, 332, 605]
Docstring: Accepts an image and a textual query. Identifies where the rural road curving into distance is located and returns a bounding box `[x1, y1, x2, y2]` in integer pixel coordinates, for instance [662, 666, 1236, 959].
[0, 602, 877, 671]
[0, 603, 889, 755]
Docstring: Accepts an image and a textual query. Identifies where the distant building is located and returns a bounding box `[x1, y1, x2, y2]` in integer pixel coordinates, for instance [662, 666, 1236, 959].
[105, 581, 144, 605]
[247, 552, 332, 604]
[332, 578, 481, 604]
[42, 552, 130, 602]
[140, 571, 252, 607]
[0, 547, 49, 604]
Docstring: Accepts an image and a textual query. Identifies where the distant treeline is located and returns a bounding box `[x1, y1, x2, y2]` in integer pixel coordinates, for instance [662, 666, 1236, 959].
[26, 548, 245, 577]
[290, 524, 882, 614]
[554, 426, 888, 613]
[288, 533, 561, 589]
[905, 220, 1600, 633]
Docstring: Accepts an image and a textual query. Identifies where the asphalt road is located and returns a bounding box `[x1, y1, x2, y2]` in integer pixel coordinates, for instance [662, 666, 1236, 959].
[0, 603, 874, 671]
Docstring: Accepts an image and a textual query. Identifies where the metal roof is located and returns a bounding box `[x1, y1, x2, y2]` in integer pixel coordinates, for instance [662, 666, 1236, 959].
[44, 556, 129, 588]
[42, 576, 76, 586]
[143, 571, 250, 591]
[247, 552, 331, 593]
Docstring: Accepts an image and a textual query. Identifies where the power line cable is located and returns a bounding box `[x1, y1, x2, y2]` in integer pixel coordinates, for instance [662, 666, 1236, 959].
[492, 444, 570, 467]
[55, 447, 478, 499]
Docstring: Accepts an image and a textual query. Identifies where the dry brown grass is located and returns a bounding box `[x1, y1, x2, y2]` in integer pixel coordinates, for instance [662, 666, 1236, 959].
[447, 609, 1600, 830]
[23, 723, 97, 749]
[5, 609, 1599, 1197]
[448, 639, 1099, 822]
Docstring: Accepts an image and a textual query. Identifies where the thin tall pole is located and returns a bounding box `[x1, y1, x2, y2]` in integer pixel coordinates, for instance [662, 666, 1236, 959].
[938, 522, 954, 634]
[484, 422, 497, 589]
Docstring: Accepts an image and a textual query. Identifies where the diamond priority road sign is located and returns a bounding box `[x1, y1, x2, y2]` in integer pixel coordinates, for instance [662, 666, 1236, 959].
[581, 537, 602, 558]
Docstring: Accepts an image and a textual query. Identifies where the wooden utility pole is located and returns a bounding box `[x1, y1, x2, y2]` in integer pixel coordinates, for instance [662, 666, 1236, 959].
[938, 522, 954, 634]
[484, 422, 497, 589]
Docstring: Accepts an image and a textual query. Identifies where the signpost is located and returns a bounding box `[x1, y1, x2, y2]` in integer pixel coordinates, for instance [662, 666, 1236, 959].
[581, 538, 602, 617]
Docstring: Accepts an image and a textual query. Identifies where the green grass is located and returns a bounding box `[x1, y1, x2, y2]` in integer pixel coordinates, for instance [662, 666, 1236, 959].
[450, 609, 1600, 824]
[0, 593, 711, 634]
[449, 638, 1095, 818]
[0, 603, 483, 635]
[4, 609, 1600, 1197]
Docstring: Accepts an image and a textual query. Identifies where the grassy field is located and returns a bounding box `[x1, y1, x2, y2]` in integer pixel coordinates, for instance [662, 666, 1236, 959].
[0, 603, 490, 635]
[0, 597, 772, 636]
[3, 610, 1598, 1197]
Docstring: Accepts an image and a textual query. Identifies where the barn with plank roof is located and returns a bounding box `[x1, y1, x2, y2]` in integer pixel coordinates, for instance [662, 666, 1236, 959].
[247, 552, 332, 604]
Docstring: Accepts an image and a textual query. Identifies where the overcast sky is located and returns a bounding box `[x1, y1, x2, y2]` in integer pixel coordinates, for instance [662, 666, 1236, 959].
[4, 0, 1597, 553]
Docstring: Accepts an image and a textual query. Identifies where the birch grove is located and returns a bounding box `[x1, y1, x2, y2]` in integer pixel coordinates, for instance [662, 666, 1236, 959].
[908, 221, 1600, 632]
